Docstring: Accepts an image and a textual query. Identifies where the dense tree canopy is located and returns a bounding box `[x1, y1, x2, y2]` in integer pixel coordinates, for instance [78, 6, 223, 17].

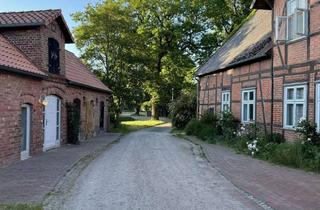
[72, 0, 252, 119]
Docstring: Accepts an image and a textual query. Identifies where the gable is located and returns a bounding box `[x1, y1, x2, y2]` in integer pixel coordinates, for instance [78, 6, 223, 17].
[0, 9, 73, 43]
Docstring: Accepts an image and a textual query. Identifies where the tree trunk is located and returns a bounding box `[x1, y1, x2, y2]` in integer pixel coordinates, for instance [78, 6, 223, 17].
[151, 102, 159, 120]
[135, 106, 140, 116]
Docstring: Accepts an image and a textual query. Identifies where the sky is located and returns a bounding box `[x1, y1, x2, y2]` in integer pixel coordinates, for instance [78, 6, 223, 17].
[0, 0, 101, 56]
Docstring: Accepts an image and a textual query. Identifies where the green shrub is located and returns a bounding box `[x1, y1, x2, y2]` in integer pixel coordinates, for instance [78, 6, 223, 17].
[217, 111, 237, 137]
[169, 92, 197, 129]
[270, 143, 304, 168]
[185, 119, 202, 136]
[185, 119, 216, 141]
[296, 119, 320, 146]
[266, 132, 285, 144]
[200, 109, 218, 127]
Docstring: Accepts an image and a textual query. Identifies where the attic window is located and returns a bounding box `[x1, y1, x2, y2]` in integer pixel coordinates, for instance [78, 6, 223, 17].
[48, 38, 60, 74]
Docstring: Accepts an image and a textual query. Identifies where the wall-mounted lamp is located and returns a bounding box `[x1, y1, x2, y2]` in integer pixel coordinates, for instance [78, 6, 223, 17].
[39, 95, 48, 106]
[227, 69, 234, 76]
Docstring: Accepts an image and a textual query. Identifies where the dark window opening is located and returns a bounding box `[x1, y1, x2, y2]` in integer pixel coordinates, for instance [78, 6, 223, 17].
[48, 38, 60, 74]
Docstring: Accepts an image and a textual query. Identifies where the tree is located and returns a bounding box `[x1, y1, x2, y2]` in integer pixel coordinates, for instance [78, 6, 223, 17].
[72, 0, 252, 119]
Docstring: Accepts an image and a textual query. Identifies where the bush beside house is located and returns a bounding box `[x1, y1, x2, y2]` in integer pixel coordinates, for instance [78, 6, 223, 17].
[183, 111, 320, 173]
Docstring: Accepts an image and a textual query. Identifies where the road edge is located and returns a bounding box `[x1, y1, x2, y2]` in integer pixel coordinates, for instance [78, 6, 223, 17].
[42, 134, 124, 210]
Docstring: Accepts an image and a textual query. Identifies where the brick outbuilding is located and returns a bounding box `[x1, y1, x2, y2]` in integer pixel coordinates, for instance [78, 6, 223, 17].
[0, 10, 112, 166]
[196, 0, 320, 141]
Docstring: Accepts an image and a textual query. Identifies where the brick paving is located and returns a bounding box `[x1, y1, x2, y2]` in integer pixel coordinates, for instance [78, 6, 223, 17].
[187, 137, 320, 210]
[0, 133, 121, 204]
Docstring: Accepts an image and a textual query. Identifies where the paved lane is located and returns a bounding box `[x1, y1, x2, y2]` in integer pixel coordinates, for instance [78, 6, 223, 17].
[62, 124, 262, 210]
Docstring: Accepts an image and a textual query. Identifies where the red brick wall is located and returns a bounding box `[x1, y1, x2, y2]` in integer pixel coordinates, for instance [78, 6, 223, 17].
[0, 72, 110, 166]
[0, 20, 66, 75]
[272, 0, 320, 140]
[199, 59, 272, 126]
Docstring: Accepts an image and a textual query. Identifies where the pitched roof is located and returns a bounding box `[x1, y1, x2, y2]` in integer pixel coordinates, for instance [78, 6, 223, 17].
[196, 10, 272, 77]
[0, 35, 45, 77]
[65, 50, 112, 93]
[0, 9, 73, 43]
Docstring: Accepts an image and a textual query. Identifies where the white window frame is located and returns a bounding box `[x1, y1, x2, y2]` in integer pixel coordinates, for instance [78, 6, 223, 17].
[275, 0, 308, 42]
[221, 91, 231, 112]
[286, 0, 308, 41]
[283, 84, 307, 129]
[241, 89, 256, 123]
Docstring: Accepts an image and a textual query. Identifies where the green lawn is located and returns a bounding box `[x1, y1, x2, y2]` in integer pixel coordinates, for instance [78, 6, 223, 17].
[109, 120, 165, 134]
[0, 204, 42, 210]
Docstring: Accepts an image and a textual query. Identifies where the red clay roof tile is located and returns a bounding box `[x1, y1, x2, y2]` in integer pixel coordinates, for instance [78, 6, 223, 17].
[65, 50, 112, 93]
[0, 10, 74, 43]
[0, 35, 45, 76]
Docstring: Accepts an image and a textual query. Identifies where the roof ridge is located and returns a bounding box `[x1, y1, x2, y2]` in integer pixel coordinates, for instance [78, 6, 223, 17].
[0, 34, 43, 74]
[0, 9, 61, 14]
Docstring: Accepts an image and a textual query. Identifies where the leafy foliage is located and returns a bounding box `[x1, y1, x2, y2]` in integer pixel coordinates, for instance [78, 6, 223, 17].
[185, 115, 320, 173]
[72, 0, 252, 119]
[169, 91, 197, 129]
[296, 119, 320, 146]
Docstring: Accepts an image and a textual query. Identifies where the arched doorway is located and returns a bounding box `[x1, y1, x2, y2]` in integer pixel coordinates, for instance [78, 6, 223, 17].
[43, 95, 61, 151]
[21, 104, 31, 160]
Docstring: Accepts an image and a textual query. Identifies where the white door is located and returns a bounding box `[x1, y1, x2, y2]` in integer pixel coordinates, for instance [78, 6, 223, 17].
[44, 96, 61, 151]
[21, 104, 31, 160]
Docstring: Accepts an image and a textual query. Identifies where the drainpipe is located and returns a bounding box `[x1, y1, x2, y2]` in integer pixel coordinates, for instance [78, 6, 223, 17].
[195, 76, 200, 119]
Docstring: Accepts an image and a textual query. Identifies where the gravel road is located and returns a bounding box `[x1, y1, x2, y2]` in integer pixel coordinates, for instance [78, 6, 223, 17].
[61, 124, 262, 210]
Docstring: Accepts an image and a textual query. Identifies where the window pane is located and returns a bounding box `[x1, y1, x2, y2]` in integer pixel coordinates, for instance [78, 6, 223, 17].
[21, 107, 27, 151]
[244, 92, 248, 101]
[296, 87, 304, 99]
[249, 104, 254, 121]
[287, 104, 294, 126]
[287, 88, 294, 100]
[249, 91, 254, 100]
[243, 104, 248, 121]
[296, 9, 306, 36]
[298, 0, 307, 9]
[296, 104, 304, 124]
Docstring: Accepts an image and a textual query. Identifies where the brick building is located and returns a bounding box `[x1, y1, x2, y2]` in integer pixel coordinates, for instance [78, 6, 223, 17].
[196, 0, 320, 141]
[0, 10, 112, 166]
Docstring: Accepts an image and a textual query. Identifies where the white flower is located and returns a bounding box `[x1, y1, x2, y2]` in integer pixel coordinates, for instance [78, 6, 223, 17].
[307, 138, 311, 142]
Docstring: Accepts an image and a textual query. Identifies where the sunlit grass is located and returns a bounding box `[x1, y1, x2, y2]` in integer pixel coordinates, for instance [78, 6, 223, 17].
[109, 120, 165, 134]
[0, 204, 43, 210]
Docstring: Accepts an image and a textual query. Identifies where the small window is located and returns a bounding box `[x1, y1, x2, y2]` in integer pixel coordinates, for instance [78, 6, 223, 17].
[221, 91, 231, 112]
[287, 0, 308, 40]
[241, 89, 256, 123]
[284, 85, 307, 128]
[48, 38, 60, 74]
[276, 0, 308, 41]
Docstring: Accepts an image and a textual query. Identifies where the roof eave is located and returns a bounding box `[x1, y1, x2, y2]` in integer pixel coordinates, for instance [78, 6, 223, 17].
[251, 0, 273, 10]
[67, 80, 113, 94]
[196, 53, 271, 78]
[0, 65, 47, 79]
[56, 15, 74, 44]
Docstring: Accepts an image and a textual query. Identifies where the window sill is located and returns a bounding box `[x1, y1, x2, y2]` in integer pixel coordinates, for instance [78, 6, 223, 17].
[286, 36, 307, 45]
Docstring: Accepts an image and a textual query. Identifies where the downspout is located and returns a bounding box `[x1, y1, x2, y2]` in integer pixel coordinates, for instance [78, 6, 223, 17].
[271, 6, 275, 136]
